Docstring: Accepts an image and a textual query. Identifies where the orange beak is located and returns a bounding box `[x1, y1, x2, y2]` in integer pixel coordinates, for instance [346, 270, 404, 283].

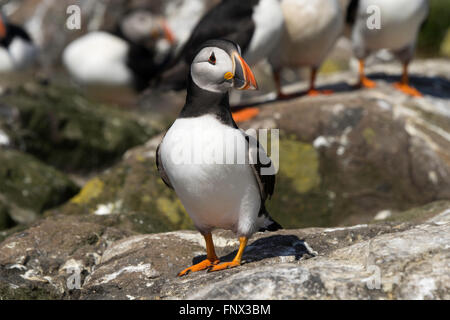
[0, 17, 6, 39]
[161, 20, 175, 44]
[231, 51, 258, 90]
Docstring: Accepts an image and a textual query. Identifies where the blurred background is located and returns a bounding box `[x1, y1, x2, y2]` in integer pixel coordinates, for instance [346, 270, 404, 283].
[0, 0, 449, 240]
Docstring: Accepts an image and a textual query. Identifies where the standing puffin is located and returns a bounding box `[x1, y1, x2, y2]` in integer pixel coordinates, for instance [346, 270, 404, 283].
[269, 0, 346, 98]
[349, 0, 429, 97]
[62, 10, 175, 91]
[157, 39, 281, 275]
[154, 0, 284, 92]
[0, 12, 38, 73]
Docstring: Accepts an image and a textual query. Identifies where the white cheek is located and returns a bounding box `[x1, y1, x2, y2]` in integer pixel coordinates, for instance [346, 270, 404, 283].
[191, 61, 232, 93]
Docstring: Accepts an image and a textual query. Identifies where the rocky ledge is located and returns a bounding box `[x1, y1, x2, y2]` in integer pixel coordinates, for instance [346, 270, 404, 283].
[0, 201, 448, 300]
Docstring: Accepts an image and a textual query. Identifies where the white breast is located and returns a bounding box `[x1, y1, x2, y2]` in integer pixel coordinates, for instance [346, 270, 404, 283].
[272, 0, 344, 68]
[0, 47, 14, 72]
[353, 0, 428, 53]
[160, 115, 262, 236]
[244, 0, 284, 66]
[62, 32, 133, 85]
[0, 38, 37, 72]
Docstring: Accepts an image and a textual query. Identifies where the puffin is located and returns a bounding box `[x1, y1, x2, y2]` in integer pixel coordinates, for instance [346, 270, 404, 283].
[62, 10, 175, 91]
[269, 0, 346, 98]
[0, 12, 38, 73]
[162, 0, 213, 56]
[154, 0, 284, 92]
[349, 0, 429, 97]
[156, 39, 281, 275]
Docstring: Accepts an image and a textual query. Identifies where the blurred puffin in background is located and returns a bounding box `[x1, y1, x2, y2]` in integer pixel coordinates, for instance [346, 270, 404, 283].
[0, 11, 38, 73]
[269, 0, 346, 98]
[154, 0, 284, 92]
[62, 10, 175, 91]
[348, 0, 429, 97]
[162, 0, 214, 56]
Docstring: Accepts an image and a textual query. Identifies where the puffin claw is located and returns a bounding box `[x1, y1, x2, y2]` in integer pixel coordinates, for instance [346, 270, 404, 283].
[207, 261, 241, 272]
[177, 258, 220, 277]
[357, 77, 377, 89]
[393, 82, 423, 97]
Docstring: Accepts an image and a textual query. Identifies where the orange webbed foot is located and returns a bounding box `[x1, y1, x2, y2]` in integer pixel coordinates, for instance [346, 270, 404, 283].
[231, 107, 260, 123]
[177, 258, 220, 277]
[307, 89, 334, 97]
[207, 261, 241, 273]
[394, 82, 423, 97]
[358, 77, 377, 89]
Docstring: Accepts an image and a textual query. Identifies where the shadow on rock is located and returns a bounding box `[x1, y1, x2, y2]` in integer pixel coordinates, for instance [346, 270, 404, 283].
[369, 73, 450, 98]
[193, 234, 313, 265]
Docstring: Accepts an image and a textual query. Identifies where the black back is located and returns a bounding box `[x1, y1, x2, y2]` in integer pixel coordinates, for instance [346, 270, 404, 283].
[112, 22, 173, 91]
[177, 0, 258, 65]
[126, 42, 172, 91]
[346, 0, 360, 26]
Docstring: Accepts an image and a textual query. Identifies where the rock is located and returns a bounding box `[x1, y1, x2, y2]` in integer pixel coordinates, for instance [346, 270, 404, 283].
[50, 135, 194, 234]
[0, 82, 157, 172]
[0, 149, 79, 230]
[239, 59, 450, 227]
[0, 202, 448, 299]
[0, 214, 130, 299]
[0, 201, 14, 231]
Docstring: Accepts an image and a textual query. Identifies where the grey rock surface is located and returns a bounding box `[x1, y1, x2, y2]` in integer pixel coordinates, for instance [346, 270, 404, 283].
[0, 202, 448, 299]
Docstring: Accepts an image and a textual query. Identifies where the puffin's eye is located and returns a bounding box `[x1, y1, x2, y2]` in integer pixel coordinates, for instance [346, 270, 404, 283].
[208, 52, 216, 65]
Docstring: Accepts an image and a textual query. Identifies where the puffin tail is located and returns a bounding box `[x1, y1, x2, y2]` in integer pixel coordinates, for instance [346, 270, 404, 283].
[259, 207, 283, 232]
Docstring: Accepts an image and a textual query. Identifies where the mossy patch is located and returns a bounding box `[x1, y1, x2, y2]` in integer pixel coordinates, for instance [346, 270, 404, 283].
[278, 137, 321, 194]
[362, 128, 376, 146]
[0, 149, 79, 230]
[320, 59, 346, 74]
[383, 200, 450, 224]
[70, 178, 104, 204]
[0, 200, 14, 230]
[156, 197, 185, 225]
[418, 0, 450, 56]
[2, 82, 157, 172]
[265, 135, 332, 228]
[441, 28, 450, 57]
[0, 283, 59, 300]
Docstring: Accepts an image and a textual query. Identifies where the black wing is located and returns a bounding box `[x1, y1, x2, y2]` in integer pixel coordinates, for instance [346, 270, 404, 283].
[345, 0, 360, 26]
[245, 134, 275, 203]
[156, 142, 173, 189]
